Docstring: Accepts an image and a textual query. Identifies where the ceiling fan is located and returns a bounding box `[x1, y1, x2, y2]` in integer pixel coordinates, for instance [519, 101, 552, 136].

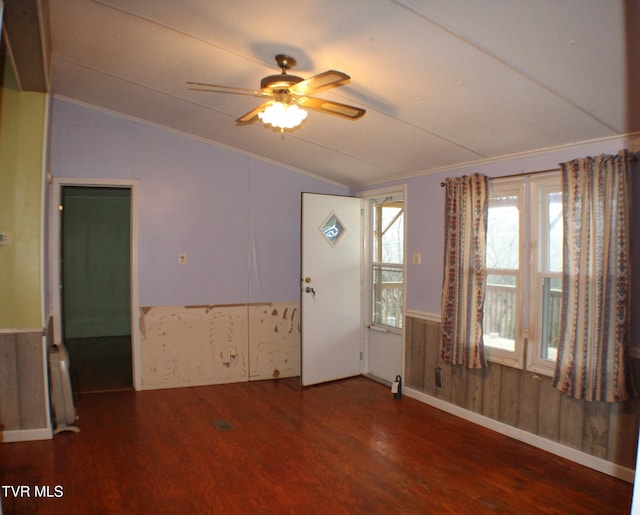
[187, 54, 366, 131]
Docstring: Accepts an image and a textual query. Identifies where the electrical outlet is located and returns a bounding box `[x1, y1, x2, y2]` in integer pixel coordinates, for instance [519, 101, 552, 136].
[178, 253, 187, 265]
[435, 367, 442, 388]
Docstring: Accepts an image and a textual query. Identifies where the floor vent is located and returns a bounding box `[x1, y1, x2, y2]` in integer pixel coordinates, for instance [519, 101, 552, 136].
[212, 419, 235, 431]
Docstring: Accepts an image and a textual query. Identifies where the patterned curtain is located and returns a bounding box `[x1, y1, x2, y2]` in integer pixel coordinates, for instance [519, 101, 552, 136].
[553, 150, 634, 402]
[440, 173, 488, 369]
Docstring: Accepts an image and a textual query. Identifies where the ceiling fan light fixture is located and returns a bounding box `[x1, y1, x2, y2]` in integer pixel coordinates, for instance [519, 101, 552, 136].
[189, 54, 365, 129]
[258, 101, 308, 130]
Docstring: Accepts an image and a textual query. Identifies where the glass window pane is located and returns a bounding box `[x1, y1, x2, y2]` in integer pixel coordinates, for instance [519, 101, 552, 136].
[486, 273, 515, 287]
[487, 195, 519, 269]
[371, 198, 404, 329]
[373, 202, 403, 265]
[321, 213, 346, 247]
[381, 207, 403, 264]
[483, 272, 517, 351]
[540, 277, 562, 360]
[372, 266, 403, 328]
[547, 191, 563, 272]
[484, 185, 520, 354]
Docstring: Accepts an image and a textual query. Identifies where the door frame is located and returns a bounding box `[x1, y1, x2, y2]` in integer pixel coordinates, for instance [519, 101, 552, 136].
[358, 184, 407, 383]
[51, 177, 141, 390]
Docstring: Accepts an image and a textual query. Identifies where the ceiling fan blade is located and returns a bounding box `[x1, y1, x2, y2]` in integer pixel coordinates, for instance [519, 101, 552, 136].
[187, 87, 266, 99]
[289, 70, 350, 96]
[297, 97, 366, 119]
[187, 82, 270, 96]
[236, 102, 271, 124]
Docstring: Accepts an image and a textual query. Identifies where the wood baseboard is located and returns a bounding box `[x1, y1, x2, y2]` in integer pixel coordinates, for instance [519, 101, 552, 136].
[404, 386, 635, 483]
[1, 428, 52, 443]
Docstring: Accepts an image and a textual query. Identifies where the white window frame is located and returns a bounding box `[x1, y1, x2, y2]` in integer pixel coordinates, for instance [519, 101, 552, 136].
[483, 178, 526, 368]
[484, 172, 562, 376]
[526, 176, 562, 375]
[365, 191, 405, 335]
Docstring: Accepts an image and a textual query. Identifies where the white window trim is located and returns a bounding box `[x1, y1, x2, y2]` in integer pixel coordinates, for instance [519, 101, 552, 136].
[359, 187, 406, 335]
[526, 175, 562, 376]
[484, 172, 563, 375]
[370, 196, 404, 334]
[484, 177, 526, 369]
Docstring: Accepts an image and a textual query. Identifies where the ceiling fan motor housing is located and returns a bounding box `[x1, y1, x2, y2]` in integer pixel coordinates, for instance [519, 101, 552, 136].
[260, 54, 304, 91]
[260, 73, 304, 91]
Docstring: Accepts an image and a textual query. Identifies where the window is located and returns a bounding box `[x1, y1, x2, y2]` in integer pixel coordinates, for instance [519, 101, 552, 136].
[483, 173, 562, 374]
[483, 179, 524, 367]
[527, 177, 563, 373]
[370, 197, 404, 330]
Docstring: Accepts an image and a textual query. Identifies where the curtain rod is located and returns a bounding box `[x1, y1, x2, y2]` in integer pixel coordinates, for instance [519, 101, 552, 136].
[439, 167, 560, 187]
[439, 154, 638, 187]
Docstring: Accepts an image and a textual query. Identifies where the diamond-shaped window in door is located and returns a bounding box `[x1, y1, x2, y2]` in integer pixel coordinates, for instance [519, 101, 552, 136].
[320, 212, 346, 247]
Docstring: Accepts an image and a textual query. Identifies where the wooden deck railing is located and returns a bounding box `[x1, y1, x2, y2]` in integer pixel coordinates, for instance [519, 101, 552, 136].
[484, 283, 517, 340]
[484, 282, 561, 357]
[374, 282, 403, 328]
[374, 279, 560, 348]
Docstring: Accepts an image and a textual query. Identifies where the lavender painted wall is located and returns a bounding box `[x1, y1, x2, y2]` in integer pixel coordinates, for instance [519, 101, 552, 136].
[48, 98, 637, 321]
[48, 98, 347, 307]
[354, 136, 639, 316]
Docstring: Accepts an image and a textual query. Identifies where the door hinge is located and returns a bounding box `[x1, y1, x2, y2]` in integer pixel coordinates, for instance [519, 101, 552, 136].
[360, 352, 363, 361]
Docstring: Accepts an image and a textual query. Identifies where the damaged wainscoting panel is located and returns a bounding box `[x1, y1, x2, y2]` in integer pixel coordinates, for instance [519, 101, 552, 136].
[139, 302, 300, 390]
[140, 305, 248, 389]
[249, 303, 300, 380]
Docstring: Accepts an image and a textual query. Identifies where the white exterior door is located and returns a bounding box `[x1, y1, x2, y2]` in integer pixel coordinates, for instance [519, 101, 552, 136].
[300, 193, 362, 386]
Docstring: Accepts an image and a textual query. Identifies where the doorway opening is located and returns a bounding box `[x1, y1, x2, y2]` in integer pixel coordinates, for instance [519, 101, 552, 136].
[362, 187, 406, 385]
[54, 182, 138, 393]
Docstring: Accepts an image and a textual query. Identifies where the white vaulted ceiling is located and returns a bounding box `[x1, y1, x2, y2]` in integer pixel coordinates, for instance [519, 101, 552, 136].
[24, 1, 640, 185]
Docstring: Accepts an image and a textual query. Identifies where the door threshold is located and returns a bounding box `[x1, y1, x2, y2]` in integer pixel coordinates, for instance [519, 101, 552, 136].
[363, 373, 393, 387]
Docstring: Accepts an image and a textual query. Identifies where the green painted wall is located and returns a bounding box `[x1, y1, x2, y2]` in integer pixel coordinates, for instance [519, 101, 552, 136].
[0, 60, 46, 329]
[62, 188, 131, 338]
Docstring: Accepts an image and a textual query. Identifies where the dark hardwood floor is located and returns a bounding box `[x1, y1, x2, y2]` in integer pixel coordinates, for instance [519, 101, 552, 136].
[0, 377, 632, 514]
[65, 336, 133, 393]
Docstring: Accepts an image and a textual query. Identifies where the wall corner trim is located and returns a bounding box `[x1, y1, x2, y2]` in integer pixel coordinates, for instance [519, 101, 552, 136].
[403, 387, 635, 483]
[405, 310, 441, 323]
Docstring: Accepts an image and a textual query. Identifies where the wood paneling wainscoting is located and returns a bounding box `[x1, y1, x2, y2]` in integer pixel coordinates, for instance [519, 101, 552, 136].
[404, 313, 640, 480]
[0, 327, 51, 443]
